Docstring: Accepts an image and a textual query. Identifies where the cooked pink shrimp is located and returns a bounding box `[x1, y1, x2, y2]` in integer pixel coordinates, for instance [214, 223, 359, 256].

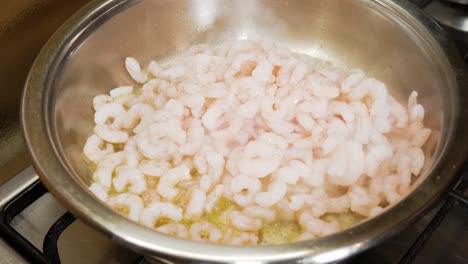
[227, 211, 262, 232]
[230, 175, 261, 207]
[123, 103, 154, 129]
[84, 135, 114, 163]
[157, 223, 188, 239]
[107, 193, 144, 222]
[189, 222, 222, 243]
[113, 166, 147, 195]
[139, 202, 183, 228]
[298, 211, 340, 236]
[185, 188, 206, 219]
[125, 57, 147, 83]
[223, 230, 258, 245]
[237, 140, 283, 179]
[85, 40, 431, 245]
[94, 152, 125, 188]
[156, 165, 191, 200]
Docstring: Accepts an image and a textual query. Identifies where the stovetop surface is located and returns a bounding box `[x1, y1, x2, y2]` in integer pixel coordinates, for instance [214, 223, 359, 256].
[0, 0, 467, 263]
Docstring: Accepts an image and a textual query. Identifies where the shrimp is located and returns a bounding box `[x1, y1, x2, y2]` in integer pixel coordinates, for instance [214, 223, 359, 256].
[185, 188, 206, 219]
[304, 73, 340, 99]
[252, 58, 274, 83]
[350, 78, 390, 133]
[237, 140, 283, 178]
[340, 69, 365, 94]
[260, 96, 296, 135]
[125, 57, 147, 83]
[412, 128, 431, 148]
[123, 103, 154, 130]
[255, 181, 287, 207]
[224, 52, 257, 80]
[137, 159, 170, 177]
[231, 77, 265, 103]
[180, 118, 205, 155]
[189, 222, 222, 243]
[107, 193, 144, 221]
[94, 152, 125, 188]
[123, 137, 143, 167]
[397, 154, 412, 193]
[288, 189, 327, 213]
[352, 102, 373, 145]
[148, 60, 162, 77]
[289, 62, 309, 84]
[298, 211, 340, 236]
[230, 175, 261, 207]
[302, 159, 328, 187]
[237, 98, 261, 120]
[94, 103, 126, 128]
[223, 231, 259, 245]
[181, 94, 205, 118]
[296, 110, 318, 132]
[348, 185, 382, 217]
[89, 183, 108, 201]
[408, 91, 425, 123]
[84, 40, 433, 245]
[296, 232, 315, 242]
[141, 78, 160, 100]
[141, 189, 161, 206]
[298, 97, 329, 120]
[204, 184, 224, 213]
[201, 97, 234, 131]
[113, 166, 147, 195]
[328, 101, 354, 124]
[387, 95, 408, 128]
[161, 65, 189, 81]
[157, 223, 188, 239]
[272, 161, 307, 185]
[110, 86, 133, 98]
[83, 135, 114, 163]
[381, 175, 402, 204]
[267, 46, 291, 66]
[274, 198, 296, 221]
[204, 82, 229, 99]
[93, 95, 113, 111]
[156, 165, 191, 200]
[365, 144, 393, 178]
[327, 141, 365, 186]
[227, 211, 262, 232]
[206, 151, 225, 181]
[140, 202, 183, 228]
[136, 122, 183, 160]
[243, 206, 276, 223]
[275, 60, 297, 86]
[283, 147, 314, 167]
[94, 124, 128, 144]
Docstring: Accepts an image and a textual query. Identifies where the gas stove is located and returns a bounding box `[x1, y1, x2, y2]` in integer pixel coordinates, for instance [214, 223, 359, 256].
[0, 1, 467, 263]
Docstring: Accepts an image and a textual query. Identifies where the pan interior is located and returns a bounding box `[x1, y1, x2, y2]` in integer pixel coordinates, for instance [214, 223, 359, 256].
[50, 0, 451, 242]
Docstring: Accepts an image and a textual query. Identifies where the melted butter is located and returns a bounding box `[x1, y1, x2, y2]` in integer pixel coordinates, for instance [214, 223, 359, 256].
[259, 220, 301, 245]
[207, 197, 239, 230]
[155, 217, 173, 228]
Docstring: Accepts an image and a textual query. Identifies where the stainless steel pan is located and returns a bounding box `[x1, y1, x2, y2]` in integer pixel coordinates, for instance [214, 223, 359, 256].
[21, 0, 468, 263]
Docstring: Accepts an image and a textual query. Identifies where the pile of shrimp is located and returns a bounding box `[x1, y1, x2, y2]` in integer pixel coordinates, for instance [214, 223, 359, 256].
[84, 40, 431, 245]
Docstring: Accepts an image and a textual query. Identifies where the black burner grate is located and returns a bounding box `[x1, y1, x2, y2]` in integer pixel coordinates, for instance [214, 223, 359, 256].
[0, 181, 76, 264]
[0, 181, 49, 263]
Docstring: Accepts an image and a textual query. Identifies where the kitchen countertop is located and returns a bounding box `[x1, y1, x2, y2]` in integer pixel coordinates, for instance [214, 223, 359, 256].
[0, 0, 93, 185]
